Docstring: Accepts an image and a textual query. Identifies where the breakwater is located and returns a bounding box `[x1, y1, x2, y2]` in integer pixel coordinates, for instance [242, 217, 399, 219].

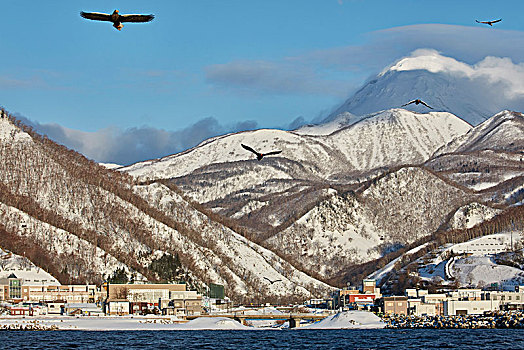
[383, 311, 524, 329]
[0, 320, 58, 331]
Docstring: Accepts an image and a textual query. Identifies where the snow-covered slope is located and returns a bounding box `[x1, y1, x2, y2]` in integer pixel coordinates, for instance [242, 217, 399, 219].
[426, 111, 524, 200]
[449, 203, 501, 230]
[0, 249, 59, 286]
[0, 111, 332, 299]
[119, 109, 478, 281]
[299, 311, 385, 329]
[325, 50, 523, 126]
[122, 108, 470, 205]
[375, 231, 524, 291]
[294, 112, 358, 136]
[326, 109, 471, 173]
[265, 167, 472, 279]
[434, 110, 524, 155]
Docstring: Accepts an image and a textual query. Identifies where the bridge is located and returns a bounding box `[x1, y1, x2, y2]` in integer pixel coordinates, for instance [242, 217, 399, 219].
[186, 313, 329, 328]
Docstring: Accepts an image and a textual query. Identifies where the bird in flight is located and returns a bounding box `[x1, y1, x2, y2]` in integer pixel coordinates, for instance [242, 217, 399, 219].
[401, 99, 433, 109]
[264, 277, 282, 285]
[241, 144, 282, 161]
[475, 19, 502, 26]
[80, 10, 154, 31]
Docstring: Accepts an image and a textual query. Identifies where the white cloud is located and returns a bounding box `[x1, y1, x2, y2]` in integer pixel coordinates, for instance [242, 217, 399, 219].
[18, 117, 258, 165]
[204, 24, 524, 99]
[384, 49, 524, 100]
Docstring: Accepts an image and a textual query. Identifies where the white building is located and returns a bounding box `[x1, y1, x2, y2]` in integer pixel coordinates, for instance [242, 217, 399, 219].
[108, 300, 131, 315]
[443, 299, 501, 315]
[408, 298, 437, 316]
[449, 233, 519, 256]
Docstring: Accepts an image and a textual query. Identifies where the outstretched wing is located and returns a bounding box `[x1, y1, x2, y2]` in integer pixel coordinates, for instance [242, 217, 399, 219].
[263, 150, 282, 157]
[119, 14, 155, 23]
[241, 143, 258, 155]
[420, 101, 433, 109]
[491, 19, 502, 24]
[401, 100, 415, 107]
[263, 277, 273, 283]
[80, 11, 112, 22]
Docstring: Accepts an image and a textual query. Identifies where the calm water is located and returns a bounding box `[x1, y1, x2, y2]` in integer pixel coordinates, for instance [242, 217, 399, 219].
[1, 329, 523, 349]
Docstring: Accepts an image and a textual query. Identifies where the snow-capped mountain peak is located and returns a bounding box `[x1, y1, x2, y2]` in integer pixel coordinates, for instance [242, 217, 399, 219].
[434, 110, 524, 155]
[122, 108, 470, 183]
[382, 49, 473, 76]
[326, 50, 524, 126]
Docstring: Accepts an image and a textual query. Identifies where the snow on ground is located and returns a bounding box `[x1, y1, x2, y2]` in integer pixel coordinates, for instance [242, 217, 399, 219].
[0, 310, 388, 330]
[0, 249, 59, 286]
[134, 182, 335, 297]
[0, 117, 33, 144]
[449, 203, 501, 230]
[174, 317, 252, 330]
[449, 256, 524, 290]
[446, 232, 522, 256]
[0, 316, 252, 331]
[506, 184, 524, 201]
[98, 163, 122, 170]
[0, 203, 140, 281]
[470, 182, 500, 191]
[393, 232, 524, 288]
[368, 243, 429, 283]
[294, 112, 358, 136]
[298, 311, 385, 329]
[122, 109, 469, 183]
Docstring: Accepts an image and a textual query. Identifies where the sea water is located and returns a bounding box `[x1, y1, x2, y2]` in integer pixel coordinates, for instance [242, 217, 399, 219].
[1, 329, 523, 349]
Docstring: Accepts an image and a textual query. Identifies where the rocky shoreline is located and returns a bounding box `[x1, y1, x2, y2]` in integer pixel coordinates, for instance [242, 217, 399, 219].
[0, 320, 59, 331]
[383, 311, 524, 329]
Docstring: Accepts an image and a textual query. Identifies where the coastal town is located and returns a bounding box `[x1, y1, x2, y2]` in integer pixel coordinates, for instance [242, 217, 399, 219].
[3, 265, 524, 330]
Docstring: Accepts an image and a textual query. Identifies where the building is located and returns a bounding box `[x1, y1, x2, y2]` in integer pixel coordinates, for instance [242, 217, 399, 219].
[380, 296, 408, 315]
[63, 303, 103, 316]
[107, 283, 186, 303]
[0, 274, 29, 303]
[107, 300, 131, 316]
[9, 306, 39, 316]
[160, 290, 202, 316]
[406, 289, 418, 298]
[106, 283, 202, 316]
[408, 299, 437, 316]
[362, 279, 380, 295]
[449, 234, 514, 256]
[27, 285, 97, 303]
[0, 273, 96, 304]
[443, 299, 501, 316]
[334, 289, 377, 309]
[486, 290, 524, 310]
[47, 302, 65, 315]
[448, 289, 483, 301]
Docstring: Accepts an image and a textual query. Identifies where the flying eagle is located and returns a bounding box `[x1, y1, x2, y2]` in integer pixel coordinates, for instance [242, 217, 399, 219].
[475, 19, 502, 26]
[241, 144, 282, 161]
[401, 99, 433, 109]
[80, 10, 154, 31]
[263, 277, 282, 285]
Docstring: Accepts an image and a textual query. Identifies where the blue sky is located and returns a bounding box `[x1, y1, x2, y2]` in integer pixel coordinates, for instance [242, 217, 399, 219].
[1, 1, 524, 164]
